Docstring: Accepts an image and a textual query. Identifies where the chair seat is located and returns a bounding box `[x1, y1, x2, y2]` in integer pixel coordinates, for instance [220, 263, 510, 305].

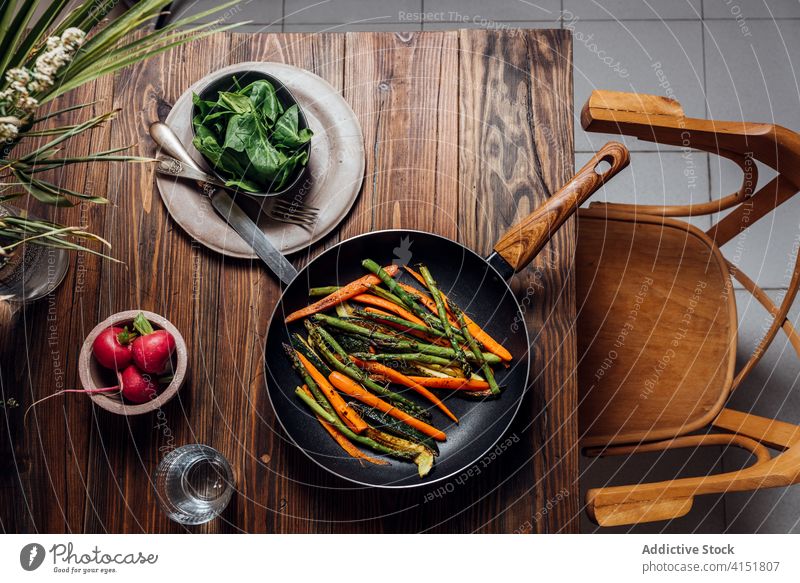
[576, 207, 737, 447]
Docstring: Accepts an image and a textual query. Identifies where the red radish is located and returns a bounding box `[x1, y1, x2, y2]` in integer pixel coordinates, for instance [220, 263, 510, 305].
[92, 326, 135, 370]
[120, 365, 159, 404]
[130, 313, 176, 374]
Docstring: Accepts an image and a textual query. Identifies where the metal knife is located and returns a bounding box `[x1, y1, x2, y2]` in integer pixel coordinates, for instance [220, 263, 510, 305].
[149, 122, 298, 285]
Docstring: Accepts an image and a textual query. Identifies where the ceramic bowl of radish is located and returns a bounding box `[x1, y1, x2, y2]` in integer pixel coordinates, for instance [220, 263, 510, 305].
[79, 310, 188, 415]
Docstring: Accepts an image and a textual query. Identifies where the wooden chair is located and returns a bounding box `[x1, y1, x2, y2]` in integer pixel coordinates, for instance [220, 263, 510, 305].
[576, 90, 800, 527]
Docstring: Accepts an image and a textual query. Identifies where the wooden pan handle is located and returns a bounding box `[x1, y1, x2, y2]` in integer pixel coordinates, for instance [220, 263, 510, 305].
[492, 141, 630, 273]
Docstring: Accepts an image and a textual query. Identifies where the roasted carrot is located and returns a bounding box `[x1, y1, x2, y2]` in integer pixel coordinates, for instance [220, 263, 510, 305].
[328, 371, 447, 442]
[299, 385, 388, 466]
[405, 376, 491, 391]
[284, 265, 400, 323]
[351, 357, 459, 423]
[402, 266, 513, 362]
[350, 293, 427, 325]
[296, 351, 367, 434]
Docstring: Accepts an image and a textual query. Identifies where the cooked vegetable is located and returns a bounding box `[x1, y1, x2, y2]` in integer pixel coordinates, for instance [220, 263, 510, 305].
[295, 350, 367, 434]
[404, 266, 513, 362]
[294, 387, 408, 459]
[352, 351, 456, 367]
[306, 322, 430, 420]
[192, 78, 312, 193]
[309, 286, 341, 297]
[291, 334, 331, 376]
[361, 259, 444, 330]
[350, 294, 427, 325]
[295, 386, 433, 477]
[354, 307, 453, 345]
[328, 371, 447, 442]
[418, 265, 471, 377]
[284, 265, 399, 323]
[299, 385, 388, 466]
[451, 302, 501, 396]
[350, 403, 439, 456]
[312, 313, 502, 364]
[284, 343, 334, 416]
[365, 430, 435, 477]
[285, 260, 513, 478]
[351, 357, 459, 423]
[405, 376, 491, 391]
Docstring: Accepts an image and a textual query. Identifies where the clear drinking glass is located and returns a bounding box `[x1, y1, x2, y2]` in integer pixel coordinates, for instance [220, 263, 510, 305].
[154, 444, 235, 525]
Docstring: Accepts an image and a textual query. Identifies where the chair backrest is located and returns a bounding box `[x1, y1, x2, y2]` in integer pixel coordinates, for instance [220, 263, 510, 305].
[581, 90, 800, 401]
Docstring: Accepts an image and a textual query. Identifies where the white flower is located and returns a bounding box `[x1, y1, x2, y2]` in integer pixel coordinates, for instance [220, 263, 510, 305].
[0, 27, 85, 120]
[6, 68, 31, 85]
[60, 28, 86, 50]
[0, 122, 19, 140]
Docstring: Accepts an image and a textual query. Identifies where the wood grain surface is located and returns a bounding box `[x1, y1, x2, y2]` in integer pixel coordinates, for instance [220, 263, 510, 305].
[0, 29, 576, 533]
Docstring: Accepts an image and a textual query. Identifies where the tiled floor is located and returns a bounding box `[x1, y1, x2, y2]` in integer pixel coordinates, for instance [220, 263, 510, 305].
[165, 0, 800, 533]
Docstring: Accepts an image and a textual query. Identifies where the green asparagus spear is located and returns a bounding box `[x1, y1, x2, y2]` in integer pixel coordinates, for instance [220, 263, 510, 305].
[308, 285, 340, 297]
[450, 302, 501, 396]
[418, 264, 471, 377]
[312, 313, 501, 365]
[283, 343, 336, 417]
[361, 259, 445, 330]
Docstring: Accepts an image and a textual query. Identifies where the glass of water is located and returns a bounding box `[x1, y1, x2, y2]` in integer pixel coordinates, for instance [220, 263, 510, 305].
[154, 444, 235, 525]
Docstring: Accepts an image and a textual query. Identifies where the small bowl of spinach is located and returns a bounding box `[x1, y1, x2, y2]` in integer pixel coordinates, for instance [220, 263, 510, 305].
[191, 71, 313, 197]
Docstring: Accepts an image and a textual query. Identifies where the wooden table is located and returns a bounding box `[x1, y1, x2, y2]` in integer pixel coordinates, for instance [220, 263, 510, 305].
[0, 29, 577, 533]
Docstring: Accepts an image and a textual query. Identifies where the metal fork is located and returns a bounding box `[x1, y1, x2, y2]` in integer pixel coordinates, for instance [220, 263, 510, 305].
[156, 156, 319, 227]
[266, 198, 319, 227]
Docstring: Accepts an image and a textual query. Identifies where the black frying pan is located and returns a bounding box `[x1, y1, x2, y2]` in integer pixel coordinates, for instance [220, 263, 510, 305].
[264, 142, 630, 487]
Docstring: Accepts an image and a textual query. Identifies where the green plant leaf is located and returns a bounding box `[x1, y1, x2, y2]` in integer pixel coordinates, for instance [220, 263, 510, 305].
[274, 149, 309, 189]
[217, 91, 253, 114]
[224, 178, 262, 193]
[272, 105, 313, 149]
[222, 113, 257, 152]
[247, 79, 281, 122]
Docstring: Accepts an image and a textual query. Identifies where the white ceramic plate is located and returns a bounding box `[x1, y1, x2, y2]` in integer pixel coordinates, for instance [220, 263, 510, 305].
[156, 62, 365, 257]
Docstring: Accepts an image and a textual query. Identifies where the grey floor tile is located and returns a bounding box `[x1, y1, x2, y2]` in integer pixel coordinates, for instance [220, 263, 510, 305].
[283, 23, 422, 32]
[709, 154, 799, 290]
[580, 449, 728, 533]
[703, 0, 800, 20]
[572, 20, 705, 153]
[563, 0, 702, 20]
[169, 0, 283, 25]
[284, 0, 421, 24]
[423, 0, 561, 22]
[229, 23, 283, 33]
[705, 19, 800, 130]
[576, 151, 712, 230]
[422, 21, 554, 31]
[720, 290, 800, 533]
